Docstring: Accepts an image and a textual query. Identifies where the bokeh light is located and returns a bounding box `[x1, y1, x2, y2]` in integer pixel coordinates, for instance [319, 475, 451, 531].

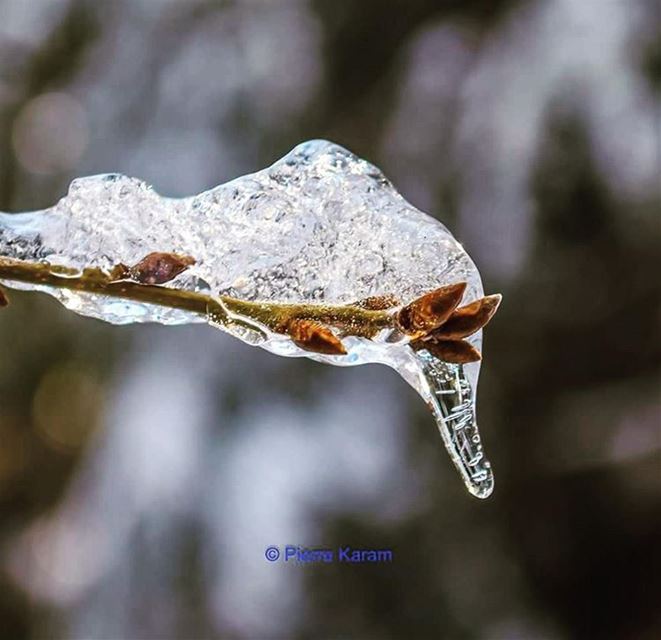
[12, 93, 88, 175]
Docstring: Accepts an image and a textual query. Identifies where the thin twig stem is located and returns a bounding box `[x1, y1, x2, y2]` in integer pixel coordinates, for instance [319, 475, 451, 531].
[0, 257, 393, 337]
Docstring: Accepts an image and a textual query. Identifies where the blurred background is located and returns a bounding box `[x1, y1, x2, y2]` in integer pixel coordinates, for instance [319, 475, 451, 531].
[0, 1, 659, 638]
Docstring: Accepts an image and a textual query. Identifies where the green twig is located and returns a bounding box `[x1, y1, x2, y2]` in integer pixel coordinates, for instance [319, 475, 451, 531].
[0, 257, 393, 338]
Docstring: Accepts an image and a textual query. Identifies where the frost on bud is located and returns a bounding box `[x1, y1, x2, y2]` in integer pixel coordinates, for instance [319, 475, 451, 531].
[353, 294, 400, 310]
[287, 319, 347, 355]
[432, 294, 502, 340]
[129, 252, 196, 285]
[397, 282, 467, 335]
[409, 292, 502, 363]
[414, 338, 482, 364]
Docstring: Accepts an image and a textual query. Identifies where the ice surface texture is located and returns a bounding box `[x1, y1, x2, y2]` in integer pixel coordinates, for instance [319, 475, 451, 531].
[0, 140, 494, 497]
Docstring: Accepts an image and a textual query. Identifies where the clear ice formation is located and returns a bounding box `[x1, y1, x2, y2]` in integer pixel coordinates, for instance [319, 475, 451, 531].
[0, 140, 493, 498]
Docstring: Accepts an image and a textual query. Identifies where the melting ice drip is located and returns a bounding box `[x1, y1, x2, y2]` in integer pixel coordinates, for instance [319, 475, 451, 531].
[0, 140, 494, 498]
[417, 352, 491, 497]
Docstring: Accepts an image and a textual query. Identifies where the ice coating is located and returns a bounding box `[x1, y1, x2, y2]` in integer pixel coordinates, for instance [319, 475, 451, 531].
[0, 140, 493, 497]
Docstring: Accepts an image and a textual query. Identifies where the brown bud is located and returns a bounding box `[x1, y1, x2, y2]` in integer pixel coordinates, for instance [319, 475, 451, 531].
[353, 294, 400, 310]
[433, 294, 502, 340]
[397, 282, 467, 335]
[414, 338, 482, 364]
[129, 252, 196, 285]
[287, 319, 347, 355]
[108, 263, 131, 281]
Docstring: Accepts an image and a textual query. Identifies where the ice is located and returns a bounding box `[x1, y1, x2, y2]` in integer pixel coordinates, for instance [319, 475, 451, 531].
[0, 140, 493, 497]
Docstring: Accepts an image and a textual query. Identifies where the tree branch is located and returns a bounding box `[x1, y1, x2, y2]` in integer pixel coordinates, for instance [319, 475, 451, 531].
[0, 256, 499, 361]
[0, 257, 393, 339]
